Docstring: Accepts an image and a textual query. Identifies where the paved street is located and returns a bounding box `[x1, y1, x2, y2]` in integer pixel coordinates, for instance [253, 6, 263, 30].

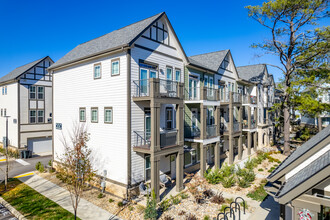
[0, 203, 16, 220]
[0, 156, 52, 180]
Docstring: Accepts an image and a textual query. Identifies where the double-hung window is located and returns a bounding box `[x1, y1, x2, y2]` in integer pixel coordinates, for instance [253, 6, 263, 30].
[184, 148, 197, 167]
[175, 69, 181, 82]
[145, 155, 151, 181]
[79, 108, 86, 122]
[104, 107, 113, 123]
[38, 110, 44, 123]
[4, 87, 7, 95]
[29, 110, 36, 123]
[166, 107, 173, 130]
[166, 67, 172, 81]
[37, 86, 44, 99]
[91, 107, 98, 123]
[94, 63, 101, 79]
[111, 59, 120, 76]
[29, 86, 36, 99]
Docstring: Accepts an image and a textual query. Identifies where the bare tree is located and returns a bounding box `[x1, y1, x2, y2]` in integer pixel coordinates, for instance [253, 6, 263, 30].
[56, 123, 96, 220]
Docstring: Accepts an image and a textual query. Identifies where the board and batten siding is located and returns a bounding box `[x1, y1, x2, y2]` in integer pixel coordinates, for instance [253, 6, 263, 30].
[130, 35, 184, 184]
[53, 52, 128, 185]
[0, 82, 18, 147]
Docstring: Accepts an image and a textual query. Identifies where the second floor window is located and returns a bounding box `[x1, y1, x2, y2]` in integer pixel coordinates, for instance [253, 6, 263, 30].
[166, 67, 172, 80]
[91, 108, 98, 123]
[29, 110, 36, 123]
[94, 64, 101, 79]
[79, 108, 86, 122]
[30, 86, 36, 99]
[175, 69, 181, 82]
[38, 110, 44, 123]
[38, 87, 44, 99]
[166, 107, 173, 129]
[104, 107, 113, 123]
[111, 60, 120, 76]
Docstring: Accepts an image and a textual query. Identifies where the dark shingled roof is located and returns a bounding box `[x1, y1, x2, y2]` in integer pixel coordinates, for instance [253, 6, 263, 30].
[236, 64, 266, 83]
[50, 12, 164, 69]
[276, 150, 330, 198]
[268, 125, 330, 179]
[188, 50, 229, 72]
[0, 57, 48, 84]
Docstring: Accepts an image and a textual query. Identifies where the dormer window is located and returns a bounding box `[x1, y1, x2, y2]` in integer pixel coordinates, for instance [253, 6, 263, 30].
[143, 21, 169, 45]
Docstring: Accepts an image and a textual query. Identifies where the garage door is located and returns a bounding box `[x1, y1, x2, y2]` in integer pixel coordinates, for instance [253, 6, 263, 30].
[27, 138, 52, 155]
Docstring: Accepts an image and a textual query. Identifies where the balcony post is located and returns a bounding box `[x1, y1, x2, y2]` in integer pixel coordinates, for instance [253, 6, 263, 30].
[253, 131, 257, 151]
[200, 103, 207, 139]
[229, 136, 234, 165]
[215, 142, 220, 169]
[238, 134, 242, 160]
[215, 106, 220, 135]
[150, 155, 160, 202]
[266, 109, 269, 125]
[216, 89, 220, 101]
[150, 78, 159, 98]
[200, 82, 205, 100]
[247, 132, 252, 155]
[239, 106, 242, 131]
[151, 101, 160, 152]
[200, 144, 207, 177]
[248, 106, 251, 129]
[229, 92, 234, 165]
[176, 104, 184, 146]
[176, 149, 184, 191]
[177, 82, 184, 99]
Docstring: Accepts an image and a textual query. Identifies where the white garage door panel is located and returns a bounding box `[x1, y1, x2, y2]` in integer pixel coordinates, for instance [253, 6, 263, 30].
[27, 138, 52, 154]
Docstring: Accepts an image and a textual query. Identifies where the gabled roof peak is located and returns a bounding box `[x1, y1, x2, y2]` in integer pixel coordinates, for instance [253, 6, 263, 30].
[188, 49, 230, 72]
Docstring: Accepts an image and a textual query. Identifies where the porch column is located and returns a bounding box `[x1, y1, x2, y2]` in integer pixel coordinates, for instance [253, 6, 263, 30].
[176, 150, 184, 191]
[248, 106, 251, 129]
[200, 104, 207, 139]
[247, 132, 252, 155]
[214, 142, 220, 169]
[266, 109, 269, 124]
[176, 104, 184, 146]
[151, 155, 160, 201]
[215, 106, 220, 136]
[151, 101, 160, 152]
[253, 131, 257, 151]
[228, 136, 234, 165]
[200, 144, 207, 177]
[238, 134, 243, 160]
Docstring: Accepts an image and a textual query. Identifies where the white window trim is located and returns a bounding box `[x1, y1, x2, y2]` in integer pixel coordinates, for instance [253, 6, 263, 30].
[93, 63, 101, 79]
[111, 59, 120, 76]
[104, 107, 113, 124]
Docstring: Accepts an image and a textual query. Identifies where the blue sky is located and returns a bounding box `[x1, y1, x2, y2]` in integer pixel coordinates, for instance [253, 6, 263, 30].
[0, 0, 328, 82]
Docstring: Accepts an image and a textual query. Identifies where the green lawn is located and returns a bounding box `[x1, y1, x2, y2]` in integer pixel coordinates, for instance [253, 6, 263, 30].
[0, 178, 78, 220]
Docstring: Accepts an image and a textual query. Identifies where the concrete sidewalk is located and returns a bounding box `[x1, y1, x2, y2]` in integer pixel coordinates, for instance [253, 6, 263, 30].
[19, 174, 122, 220]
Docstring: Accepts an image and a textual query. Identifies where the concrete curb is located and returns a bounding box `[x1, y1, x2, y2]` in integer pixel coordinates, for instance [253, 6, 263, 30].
[0, 196, 27, 220]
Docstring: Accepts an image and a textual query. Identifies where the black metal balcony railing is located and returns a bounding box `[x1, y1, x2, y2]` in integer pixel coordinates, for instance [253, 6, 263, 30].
[206, 124, 217, 138]
[186, 87, 200, 101]
[133, 79, 150, 97]
[159, 79, 178, 98]
[184, 126, 200, 139]
[160, 129, 177, 148]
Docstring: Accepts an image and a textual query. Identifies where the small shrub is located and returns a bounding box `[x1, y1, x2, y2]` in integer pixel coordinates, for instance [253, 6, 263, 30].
[180, 192, 189, 200]
[144, 190, 157, 220]
[163, 216, 174, 220]
[247, 185, 268, 201]
[48, 160, 52, 167]
[117, 201, 124, 207]
[258, 168, 264, 172]
[222, 163, 235, 177]
[237, 177, 249, 188]
[244, 158, 257, 170]
[35, 161, 42, 170]
[109, 198, 114, 203]
[210, 193, 225, 204]
[170, 195, 181, 205]
[186, 213, 197, 220]
[39, 164, 45, 173]
[277, 161, 281, 164]
[159, 199, 171, 212]
[222, 176, 235, 188]
[178, 210, 186, 216]
[205, 168, 222, 184]
[203, 189, 214, 198]
[97, 193, 104, 199]
[203, 215, 211, 220]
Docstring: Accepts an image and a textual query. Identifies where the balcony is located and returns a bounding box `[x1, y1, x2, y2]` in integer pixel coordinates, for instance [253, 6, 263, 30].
[233, 122, 241, 132]
[184, 126, 201, 139]
[220, 92, 230, 103]
[206, 124, 217, 138]
[243, 119, 256, 129]
[242, 95, 257, 104]
[133, 129, 178, 150]
[186, 87, 219, 102]
[220, 122, 229, 135]
[133, 78, 184, 100]
[232, 92, 242, 103]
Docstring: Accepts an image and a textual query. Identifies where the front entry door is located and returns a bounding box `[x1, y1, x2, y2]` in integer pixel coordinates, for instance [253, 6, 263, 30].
[170, 155, 176, 179]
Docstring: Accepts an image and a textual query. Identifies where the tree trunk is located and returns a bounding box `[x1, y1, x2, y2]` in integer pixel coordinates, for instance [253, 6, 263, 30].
[318, 117, 322, 132]
[283, 106, 291, 155]
[74, 209, 77, 220]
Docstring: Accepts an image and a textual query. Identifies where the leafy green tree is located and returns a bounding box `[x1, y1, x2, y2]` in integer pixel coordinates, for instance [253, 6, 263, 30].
[246, 0, 329, 155]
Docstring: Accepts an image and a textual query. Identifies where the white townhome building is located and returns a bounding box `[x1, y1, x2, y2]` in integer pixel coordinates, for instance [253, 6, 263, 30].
[49, 12, 188, 200]
[0, 56, 54, 155]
